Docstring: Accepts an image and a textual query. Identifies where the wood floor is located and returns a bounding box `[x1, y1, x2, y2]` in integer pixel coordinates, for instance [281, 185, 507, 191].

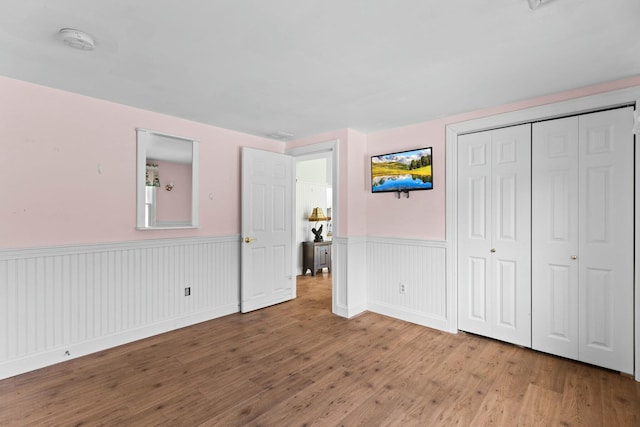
[1, 273, 639, 426]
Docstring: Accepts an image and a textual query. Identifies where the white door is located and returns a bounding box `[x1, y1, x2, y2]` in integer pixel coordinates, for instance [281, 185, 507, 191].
[532, 107, 634, 374]
[532, 116, 580, 359]
[578, 108, 634, 373]
[458, 124, 531, 347]
[241, 147, 295, 313]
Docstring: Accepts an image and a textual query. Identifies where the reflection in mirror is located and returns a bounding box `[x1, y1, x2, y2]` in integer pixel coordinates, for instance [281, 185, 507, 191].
[136, 128, 199, 229]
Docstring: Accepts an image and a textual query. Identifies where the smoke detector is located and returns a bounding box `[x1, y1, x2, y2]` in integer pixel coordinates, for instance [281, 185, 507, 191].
[528, 0, 542, 9]
[58, 28, 95, 50]
[266, 130, 294, 140]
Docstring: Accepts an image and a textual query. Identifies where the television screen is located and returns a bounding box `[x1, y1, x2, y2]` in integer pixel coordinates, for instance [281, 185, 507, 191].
[371, 147, 433, 193]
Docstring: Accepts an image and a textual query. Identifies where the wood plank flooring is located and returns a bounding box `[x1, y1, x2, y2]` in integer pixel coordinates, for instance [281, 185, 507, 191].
[1, 273, 639, 426]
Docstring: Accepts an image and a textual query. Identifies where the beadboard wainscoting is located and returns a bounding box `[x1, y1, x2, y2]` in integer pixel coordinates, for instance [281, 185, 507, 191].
[367, 237, 449, 331]
[0, 236, 240, 380]
[331, 236, 367, 318]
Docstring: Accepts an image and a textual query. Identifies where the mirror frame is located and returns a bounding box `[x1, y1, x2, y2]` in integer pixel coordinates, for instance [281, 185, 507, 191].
[136, 128, 200, 230]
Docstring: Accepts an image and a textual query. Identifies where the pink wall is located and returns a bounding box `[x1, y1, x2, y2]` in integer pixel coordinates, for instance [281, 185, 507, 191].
[151, 159, 192, 222]
[346, 129, 367, 236]
[4, 74, 639, 249]
[0, 76, 284, 249]
[367, 121, 446, 240]
[366, 76, 640, 241]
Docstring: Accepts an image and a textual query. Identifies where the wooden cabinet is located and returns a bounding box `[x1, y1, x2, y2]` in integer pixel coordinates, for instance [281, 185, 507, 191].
[302, 241, 331, 276]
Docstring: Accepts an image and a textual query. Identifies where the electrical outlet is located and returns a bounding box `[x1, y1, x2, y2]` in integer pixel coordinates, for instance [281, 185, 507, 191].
[399, 283, 406, 294]
[185, 287, 191, 296]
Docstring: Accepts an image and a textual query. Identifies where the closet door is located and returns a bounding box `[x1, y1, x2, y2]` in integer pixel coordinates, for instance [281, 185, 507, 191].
[458, 124, 531, 347]
[578, 108, 634, 374]
[532, 107, 634, 374]
[458, 130, 493, 339]
[532, 116, 579, 359]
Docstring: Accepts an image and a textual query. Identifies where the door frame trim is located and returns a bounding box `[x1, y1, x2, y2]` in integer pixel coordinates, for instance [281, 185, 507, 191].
[287, 140, 339, 314]
[445, 86, 640, 379]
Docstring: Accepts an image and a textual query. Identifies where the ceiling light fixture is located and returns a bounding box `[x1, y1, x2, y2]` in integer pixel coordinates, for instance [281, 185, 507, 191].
[58, 28, 95, 50]
[528, 0, 542, 9]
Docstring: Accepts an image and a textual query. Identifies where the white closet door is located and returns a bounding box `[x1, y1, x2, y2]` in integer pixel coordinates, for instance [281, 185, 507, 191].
[458, 130, 493, 338]
[458, 124, 531, 347]
[532, 107, 634, 374]
[578, 107, 634, 374]
[532, 116, 579, 359]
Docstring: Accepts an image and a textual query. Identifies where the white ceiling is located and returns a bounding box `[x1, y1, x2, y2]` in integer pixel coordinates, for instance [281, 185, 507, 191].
[1, 1, 638, 140]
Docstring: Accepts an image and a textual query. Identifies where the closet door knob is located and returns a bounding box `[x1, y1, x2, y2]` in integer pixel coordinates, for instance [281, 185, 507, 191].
[571, 255, 577, 260]
[490, 248, 496, 253]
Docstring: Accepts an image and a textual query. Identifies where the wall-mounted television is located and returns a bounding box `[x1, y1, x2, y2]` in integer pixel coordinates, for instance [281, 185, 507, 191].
[371, 147, 433, 193]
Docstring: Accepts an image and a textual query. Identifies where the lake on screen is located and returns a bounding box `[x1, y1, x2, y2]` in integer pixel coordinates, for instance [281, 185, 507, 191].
[372, 174, 433, 192]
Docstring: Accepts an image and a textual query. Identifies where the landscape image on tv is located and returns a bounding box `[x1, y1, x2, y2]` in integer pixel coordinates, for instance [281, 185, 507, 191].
[371, 147, 433, 193]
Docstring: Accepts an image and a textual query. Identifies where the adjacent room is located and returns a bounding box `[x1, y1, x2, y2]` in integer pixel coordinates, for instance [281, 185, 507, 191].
[1, 1, 640, 425]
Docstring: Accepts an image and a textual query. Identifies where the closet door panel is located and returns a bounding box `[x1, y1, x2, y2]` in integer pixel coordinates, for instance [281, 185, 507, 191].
[532, 116, 579, 359]
[458, 132, 493, 337]
[490, 125, 531, 347]
[496, 259, 517, 328]
[583, 268, 614, 348]
[578, 107, 634, 374]
[468, 257, 488, 321]
[458, 125, 531, 347]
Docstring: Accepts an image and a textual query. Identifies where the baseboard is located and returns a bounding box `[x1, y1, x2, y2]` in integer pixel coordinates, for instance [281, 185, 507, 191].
[367, 301, 450, 332]
[0, 304, 238, 380]
[333, 302, 367, 319]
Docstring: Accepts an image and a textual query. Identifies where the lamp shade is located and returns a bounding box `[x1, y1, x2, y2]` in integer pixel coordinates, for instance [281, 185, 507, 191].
[308, 207, 328, 222]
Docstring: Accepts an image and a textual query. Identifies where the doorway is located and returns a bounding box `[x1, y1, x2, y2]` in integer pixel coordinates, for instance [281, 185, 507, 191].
[287, 141, 338, 310]
[295, 154, 333, 275]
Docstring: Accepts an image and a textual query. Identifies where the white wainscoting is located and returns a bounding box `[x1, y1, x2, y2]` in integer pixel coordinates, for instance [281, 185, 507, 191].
[331, 236, 367, 318]
[0, 236, 240, 380]
[366, 237, 449, 331]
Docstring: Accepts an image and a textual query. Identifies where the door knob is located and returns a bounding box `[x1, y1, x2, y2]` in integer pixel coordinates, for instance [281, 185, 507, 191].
[571, 255, 577, 260]
[244, 237, 256, 243]
[490, 248, 496, 253]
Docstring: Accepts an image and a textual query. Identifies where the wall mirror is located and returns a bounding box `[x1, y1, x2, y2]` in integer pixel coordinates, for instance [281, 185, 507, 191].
[136, 128, 199, 229]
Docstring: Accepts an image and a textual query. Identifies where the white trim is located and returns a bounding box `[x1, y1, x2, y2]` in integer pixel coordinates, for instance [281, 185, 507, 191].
[448, 86, 640, 135]
[135, 127, 198, 143]
[287, 140, 341, 315]
[136, 128, 200, 229]
[191, 141, 200, 227]
[636, 103, 640, 382]
[445, 125, 460, 334]
[446, 85, 640, 379]
[287, 139, 339, 237]
[136, 225, 197, 230]
[330, 235, 368, 318]
[367, 236, 448, 249]
[0, 235, 240, 260]
[367, 301, 448, 331]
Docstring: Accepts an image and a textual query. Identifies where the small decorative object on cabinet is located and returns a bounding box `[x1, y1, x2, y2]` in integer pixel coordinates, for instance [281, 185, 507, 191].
[307, 207, 330, 242]
[302, 241, 331, 276]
